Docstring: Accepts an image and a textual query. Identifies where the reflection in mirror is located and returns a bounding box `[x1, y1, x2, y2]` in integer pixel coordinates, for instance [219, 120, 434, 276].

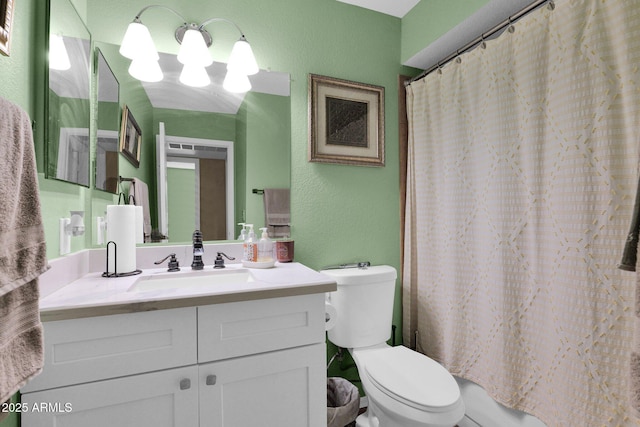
[94, 44, 291, 245]
[47, 0, 91, 187]
[96, 49, 120, 193]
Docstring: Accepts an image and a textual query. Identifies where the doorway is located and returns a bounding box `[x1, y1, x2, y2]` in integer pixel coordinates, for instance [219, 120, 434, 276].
[157, 133, 235, 242]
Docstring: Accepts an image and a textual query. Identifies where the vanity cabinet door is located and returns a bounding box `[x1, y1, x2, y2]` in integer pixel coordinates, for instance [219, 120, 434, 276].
[21, 365, 199, 427]
[199, 343, 326, 427]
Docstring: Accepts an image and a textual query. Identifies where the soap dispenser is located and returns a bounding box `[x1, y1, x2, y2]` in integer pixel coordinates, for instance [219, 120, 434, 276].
[243, 224, 258, 262]
[237, 223, 247, 241]
[258, 227, 274, 263]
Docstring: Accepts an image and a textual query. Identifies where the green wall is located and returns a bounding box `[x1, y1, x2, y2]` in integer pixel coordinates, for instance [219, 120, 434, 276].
[167, 166, 197, 242]
[243, 92, 291, 229]
[0, 1, 492, 425]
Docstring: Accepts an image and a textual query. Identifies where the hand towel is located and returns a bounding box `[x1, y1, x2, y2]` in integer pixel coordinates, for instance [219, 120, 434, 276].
[129, 178, 151, 241]
[0, 97, 48, 404]
[263, 188, 290, 238]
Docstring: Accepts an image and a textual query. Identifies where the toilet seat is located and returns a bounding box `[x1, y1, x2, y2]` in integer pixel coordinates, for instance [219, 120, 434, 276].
[360, 346, 461, 413]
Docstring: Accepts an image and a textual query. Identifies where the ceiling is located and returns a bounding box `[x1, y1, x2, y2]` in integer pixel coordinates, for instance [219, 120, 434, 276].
[337, 0, 420, 18]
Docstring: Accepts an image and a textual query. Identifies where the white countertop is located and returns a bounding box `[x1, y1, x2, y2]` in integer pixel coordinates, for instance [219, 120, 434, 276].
[38, 260, 336, 322]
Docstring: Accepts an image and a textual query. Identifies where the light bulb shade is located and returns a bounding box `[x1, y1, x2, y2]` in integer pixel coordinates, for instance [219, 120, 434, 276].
[120, 21, 159, 61]
[179, 63, 211, 87]
[223, 70, 251, 93]
[177, 29, 213, 66]
[227, 38, 259, 76]
[128, 58, 163, 82]
[49, 34, 71, 70]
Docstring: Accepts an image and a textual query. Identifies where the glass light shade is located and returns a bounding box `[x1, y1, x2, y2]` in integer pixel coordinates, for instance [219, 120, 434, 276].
[223, 70, 251, 93]
[128, 58, 163, 82]
[227, 38, 259, 76]
[177, 29, 213, 66]
[120, 21, 159, 61]
[49, 34, 71, 70]
[179, 63, 211, 87]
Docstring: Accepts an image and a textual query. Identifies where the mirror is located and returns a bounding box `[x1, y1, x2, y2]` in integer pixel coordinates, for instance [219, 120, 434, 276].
[95, 43, 291, 244]
[46, 0, 91, 187]
[95, 48, 120, 193]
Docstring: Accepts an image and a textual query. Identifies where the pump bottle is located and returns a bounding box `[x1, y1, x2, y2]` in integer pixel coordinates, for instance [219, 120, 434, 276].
[257, 227, 274, 262]
[237, 223, 247, 241]
[243, 224, 258, 262]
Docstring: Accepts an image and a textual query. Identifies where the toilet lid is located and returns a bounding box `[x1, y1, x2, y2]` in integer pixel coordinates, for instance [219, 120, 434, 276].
[363, 346, 461, 412]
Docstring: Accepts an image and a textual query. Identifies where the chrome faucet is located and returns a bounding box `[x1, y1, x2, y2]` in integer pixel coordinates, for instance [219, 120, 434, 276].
[192, 230, 204, 270]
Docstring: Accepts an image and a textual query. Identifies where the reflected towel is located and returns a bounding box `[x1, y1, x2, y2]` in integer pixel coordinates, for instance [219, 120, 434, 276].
[0, 97, 48, 404]
[263, 188, 290, 238]
[130, 178, 151, 241]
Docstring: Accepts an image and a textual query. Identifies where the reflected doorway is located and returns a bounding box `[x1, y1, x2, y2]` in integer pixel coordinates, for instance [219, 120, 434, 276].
[158, 134, 234, 242]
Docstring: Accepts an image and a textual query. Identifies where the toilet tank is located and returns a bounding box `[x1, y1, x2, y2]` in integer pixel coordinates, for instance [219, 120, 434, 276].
[322, 265, 397, 349]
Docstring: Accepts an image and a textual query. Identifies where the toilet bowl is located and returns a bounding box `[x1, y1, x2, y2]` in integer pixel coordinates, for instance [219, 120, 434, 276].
[322, 265, 464, 427]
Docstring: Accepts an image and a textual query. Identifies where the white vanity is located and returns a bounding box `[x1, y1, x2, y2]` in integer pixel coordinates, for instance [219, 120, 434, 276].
[20, 245, 336, 427]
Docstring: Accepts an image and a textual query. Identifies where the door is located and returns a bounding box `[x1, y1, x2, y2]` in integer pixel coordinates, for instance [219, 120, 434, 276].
[200, 158, 226, 240]
[199, 344, 326, 427]
[156, 122, 168, 238]
[22, 366, 199, 427]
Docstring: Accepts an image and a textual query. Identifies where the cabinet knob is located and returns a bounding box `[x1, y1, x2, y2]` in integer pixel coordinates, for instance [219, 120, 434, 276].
[206, 374, 217, 386]
[179, 378, 191, 390]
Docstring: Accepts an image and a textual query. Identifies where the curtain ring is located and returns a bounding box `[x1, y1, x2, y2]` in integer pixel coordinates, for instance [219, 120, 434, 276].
[455, 49, 462, 64]
[437, 62, 442, 74]
[480, 36, 487, 50]
[547, 0, 555, 10]
[508, 18, 515, 33]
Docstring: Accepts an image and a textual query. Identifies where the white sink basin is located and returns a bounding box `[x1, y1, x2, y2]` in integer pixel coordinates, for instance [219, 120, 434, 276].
[128, 268, 254, 293]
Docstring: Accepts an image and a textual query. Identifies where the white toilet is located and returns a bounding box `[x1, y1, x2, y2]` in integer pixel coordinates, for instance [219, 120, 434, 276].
[322, 265, 464, 427]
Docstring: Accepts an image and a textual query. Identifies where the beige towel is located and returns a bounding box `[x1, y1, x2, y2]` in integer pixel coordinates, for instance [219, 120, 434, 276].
[129, 178, 151, 240]
[263, 188, 290, 238]
[0, 97, 48, 404]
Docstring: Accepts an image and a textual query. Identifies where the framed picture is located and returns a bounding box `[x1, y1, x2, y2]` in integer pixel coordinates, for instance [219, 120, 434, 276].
[308, 74, 384, 167]
[119, 105, 141, 168]
[0, 0, 15, 56]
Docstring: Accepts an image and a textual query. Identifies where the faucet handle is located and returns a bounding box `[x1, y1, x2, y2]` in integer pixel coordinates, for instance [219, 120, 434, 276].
[213, 252, 236, 269]
[154, 253, 180, 272]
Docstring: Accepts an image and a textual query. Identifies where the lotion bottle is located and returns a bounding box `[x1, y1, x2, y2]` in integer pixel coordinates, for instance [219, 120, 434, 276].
[243, 224, 258, 262]
[257, 227, 274, 262]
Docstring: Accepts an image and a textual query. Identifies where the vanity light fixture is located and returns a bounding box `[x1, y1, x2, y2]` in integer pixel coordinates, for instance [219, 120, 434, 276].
[119, 5, 259, 92]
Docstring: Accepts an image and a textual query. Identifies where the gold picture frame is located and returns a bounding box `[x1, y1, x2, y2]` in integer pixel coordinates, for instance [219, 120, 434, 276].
[0, 0, 15, 56]
[119, 105, 142, 168]
[308, 74, 384, 167]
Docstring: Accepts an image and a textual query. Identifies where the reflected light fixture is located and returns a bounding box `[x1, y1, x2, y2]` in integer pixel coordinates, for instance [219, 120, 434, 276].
[49, 34, 71, 71]
[119, 5, 259, 92]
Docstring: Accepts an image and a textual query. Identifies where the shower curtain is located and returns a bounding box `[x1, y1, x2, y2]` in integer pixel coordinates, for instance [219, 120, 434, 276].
[404, 1, 640, 425]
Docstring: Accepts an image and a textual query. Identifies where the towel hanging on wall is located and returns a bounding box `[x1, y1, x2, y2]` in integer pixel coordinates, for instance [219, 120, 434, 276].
[263, 188, 290, 238]
[0, 97, 49, 413]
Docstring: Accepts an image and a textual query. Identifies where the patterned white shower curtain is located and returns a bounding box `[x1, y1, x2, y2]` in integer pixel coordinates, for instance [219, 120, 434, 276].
[404, 1, 640, 425]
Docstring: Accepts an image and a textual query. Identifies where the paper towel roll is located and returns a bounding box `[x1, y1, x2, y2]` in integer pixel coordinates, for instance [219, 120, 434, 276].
[325, 302, 338, 331]
[106, 205, 137, 274]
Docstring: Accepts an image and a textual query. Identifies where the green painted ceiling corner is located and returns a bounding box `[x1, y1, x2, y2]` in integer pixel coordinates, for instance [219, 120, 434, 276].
[401, 0, 491, 64]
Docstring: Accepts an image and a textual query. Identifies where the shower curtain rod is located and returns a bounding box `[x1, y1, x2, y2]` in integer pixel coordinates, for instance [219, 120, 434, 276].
[407, 0, 553, 85]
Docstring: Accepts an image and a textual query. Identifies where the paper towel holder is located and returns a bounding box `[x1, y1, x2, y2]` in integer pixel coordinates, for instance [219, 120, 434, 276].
[102, 241, 143, 278]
